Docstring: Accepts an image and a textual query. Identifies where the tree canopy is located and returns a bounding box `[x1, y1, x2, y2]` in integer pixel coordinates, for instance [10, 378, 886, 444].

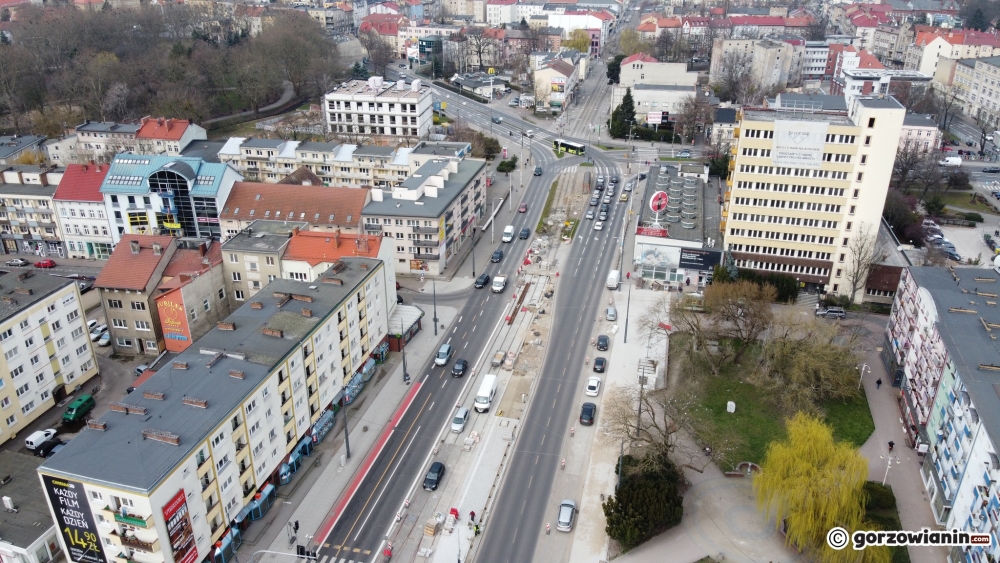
[606, 54, 626, 83]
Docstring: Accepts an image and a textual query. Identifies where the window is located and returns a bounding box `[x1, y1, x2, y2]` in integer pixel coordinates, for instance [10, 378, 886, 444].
[203, 299, 211, 312]
[11, 365, 24, 378]
[30, 355, 39, 366]
[0, 396, 8, 409]
[839, 253, 846, 262]
[51, 320, 61, 331]
[216, 454, 230, 472]
[867, 117, 875, 128]
[23, 337, 33, 348]
[860, 155, 867, 164]
[853, 189, 860, 198]
[235, 291, 245, 301]
[15, 382, 28, 395]
[856, 172, 863, 182]
[266, 256, 275, 265]
[229, 253, 239, 263]
[71, 327, 84, 339]
[135, 321, 151, 331]
[864, 136, 871, 146]
[115, 337, 133, 347]
[218, 288, 226, 300]
[245, 399, 257, 414]
[5, 414, 15, 426]
[846, 222, 853, 231]
[56, 337, 65, 348]
[112, 319, 127, 328]
[130, 301, 146, 311]
[21, 401, 34, 414]
[843, 238, 849, 246]
[18, 320, 27, 330]
[4, 347, 18, 361]
[0, 328, 11, 341]
[249, 421, 261, 436]
[212, 431, 225, 447]
[189, 309, 197, 321]
[35, 372, 44, 383]
[107, 299, 122, 309]
[849, 206, 856, 215]
[76, 344, 88, 356]
[232, 272, 242, 282]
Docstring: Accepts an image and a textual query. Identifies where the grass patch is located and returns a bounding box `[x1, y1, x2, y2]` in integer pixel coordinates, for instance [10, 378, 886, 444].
[553, 149, 565, 158]
[580, 161, 595, 167]
[597, 144, 625, 150]
[537, 180, 559, 234]
[658, 156, 692, 162]
[864, 482, 911, 563]
[825, 389, 875, 448]
[931, 190, 997, 214]
[564, 218, 581, 239]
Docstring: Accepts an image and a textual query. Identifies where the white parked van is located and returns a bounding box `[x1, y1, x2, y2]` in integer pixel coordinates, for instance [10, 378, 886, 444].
[501, 225, 515, 243]
[25, 429, 58, 450]
[939, 157, 962, 167]
[606, 270, 620, 289]
[474, 374, 498, 413]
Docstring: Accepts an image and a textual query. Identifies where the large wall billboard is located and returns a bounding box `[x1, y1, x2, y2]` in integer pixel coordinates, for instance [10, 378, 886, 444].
[41, 475, 107, 563]
[772, 120, 829, 169]
[163, 490, 198, 563]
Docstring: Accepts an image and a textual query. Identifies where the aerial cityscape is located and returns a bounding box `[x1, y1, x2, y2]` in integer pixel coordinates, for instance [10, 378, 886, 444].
[1, 0, 999, 561]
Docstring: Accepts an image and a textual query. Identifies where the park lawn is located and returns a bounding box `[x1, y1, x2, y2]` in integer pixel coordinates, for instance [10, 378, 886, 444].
[825, 389, 876, 448]
[933, 190, 997, 215]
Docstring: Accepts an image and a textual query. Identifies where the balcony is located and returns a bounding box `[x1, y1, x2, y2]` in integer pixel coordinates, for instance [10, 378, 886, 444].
[108, 531, 159, 553]
[201, 476, 215, 493]
[101, 507, 153, 528]
[411, 226, 438, 234]
[235, 440, 247, 453]
[414, 253, 439, 260]
[114, 555, 140, 563]
[363, 223, 382, 232]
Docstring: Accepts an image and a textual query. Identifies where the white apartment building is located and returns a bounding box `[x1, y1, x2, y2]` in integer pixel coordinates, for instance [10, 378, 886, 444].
[324, 78, 433, 141]
[53, 163, 117, 260]
[804, 41, 830, 79]
[0, 166, 66, 258]
[0, 273, 98, 444]
[38, 258, 395, 563]
[722, 92, 905, 299]
[937, 56, 1000, 127]
[905, 30, 1000, 78]
[900, 113, 942, 153]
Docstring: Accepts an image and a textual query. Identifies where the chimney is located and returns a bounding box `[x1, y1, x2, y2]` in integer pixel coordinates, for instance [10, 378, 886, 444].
[359, 236, 369, 252]
[83, 164, 88, 171]
[96, 165, 101, 173]
[292, 227, 300, 236]
[199, 242, 207, 256]
[141, 116, 149, 126]
[152, 242, 162, 256]
[333, 229, 341, 248]
[130, 240, 140, 254]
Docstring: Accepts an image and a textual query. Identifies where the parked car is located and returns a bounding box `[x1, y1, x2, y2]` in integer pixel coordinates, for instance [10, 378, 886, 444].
[593, 357, 606, 372]
[451, 358, 468, 377]
[451, 408, 470, 433]
[815, 307, 847, 319]
[34, 259, 56, 268]
[474, 273, 490, 288]
[585, 376, 602, 396]
[135, 364, 150, 377]
[638, 173, 647, 180]
[491, 249, 503, 263]
[596, 334, 609, 351]
[556, 499, 577, 531]
[423, 461, 446, 490]
[89, 324, 107, 341]
[97, 332, 111, 347]
[4, 258, 28, 267]
[580, 402, 597, 425]
[34, 439, 65, 457]
[948, 251, 962, 262]
[87, 319, 98, 331]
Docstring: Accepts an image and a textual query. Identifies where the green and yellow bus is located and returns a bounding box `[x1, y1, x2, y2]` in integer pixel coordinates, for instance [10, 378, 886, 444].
[553, 139, 586, 155]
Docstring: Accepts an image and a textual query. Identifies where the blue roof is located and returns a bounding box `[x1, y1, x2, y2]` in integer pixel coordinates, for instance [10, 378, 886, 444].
[99, 155, 233, 197]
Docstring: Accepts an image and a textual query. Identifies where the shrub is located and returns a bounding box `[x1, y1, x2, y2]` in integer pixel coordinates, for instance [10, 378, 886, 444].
[863, 481, 897, 511]
[604, 455, 684, 551]
[963, 212, 985, 223]
[734, 269, 800, 302]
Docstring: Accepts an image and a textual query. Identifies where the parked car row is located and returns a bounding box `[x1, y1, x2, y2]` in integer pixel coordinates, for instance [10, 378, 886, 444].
[923, 220, 961, 262]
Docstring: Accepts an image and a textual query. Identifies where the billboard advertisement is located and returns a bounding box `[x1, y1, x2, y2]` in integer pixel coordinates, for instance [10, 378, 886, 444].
[647, 112, 661, 125]
[156, 289, 192, 353]
[772, 120, 829, 169]
[678, 248, 723, 270]
[163, 490, 198, 563]
[41, 474, 107, 563]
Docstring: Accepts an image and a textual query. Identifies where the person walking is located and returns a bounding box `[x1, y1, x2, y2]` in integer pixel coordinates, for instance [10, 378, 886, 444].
[876, 378, 882, 389]
[888, 440, 895, 451]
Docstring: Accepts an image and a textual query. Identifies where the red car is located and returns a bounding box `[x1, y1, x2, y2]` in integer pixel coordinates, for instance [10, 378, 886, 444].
[518, 203, 528, 213]
[34, 259, 56, 268]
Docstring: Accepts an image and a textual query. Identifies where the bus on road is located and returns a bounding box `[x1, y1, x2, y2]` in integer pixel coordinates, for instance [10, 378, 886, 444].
[553, 139, 586, 155]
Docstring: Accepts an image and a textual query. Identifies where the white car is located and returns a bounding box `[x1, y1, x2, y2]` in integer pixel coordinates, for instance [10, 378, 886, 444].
[87, 319, 98, 331]
[89, 324, 107, 341]
[594, 222, 604, 231]
[451, 407, 470, 433]
[585, 377, 601, 397]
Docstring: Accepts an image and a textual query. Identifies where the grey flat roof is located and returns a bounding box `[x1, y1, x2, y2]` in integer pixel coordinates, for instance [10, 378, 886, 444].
[0, 451, 52, 548]
[0, 269, 73, 322]
[40, 258, 382, 492]
[222, 221, 307, 252]
[242, 138, 286, 149]
[353, 145, 396, 156]
[297, 142, 341, 153]
[180, 141, 226, 163]
[906, 267, 1000, 456]
[363, 159, 485, 218]
[633, 84, 696, 92]
[903, 113, 938, 127]
[75, 122, 140, 134]
[636, 164, 707, 244]
[877, 220, 911, 268]
[855, 96, 905, 109]
[0, 136, 46, 160]
[775, 92, 848, 111]
[411, 141, 471, 156]
[715, 107, 738, 124]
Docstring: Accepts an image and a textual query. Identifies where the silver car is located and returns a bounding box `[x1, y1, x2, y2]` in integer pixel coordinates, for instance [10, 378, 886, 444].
[451, 407, 470, 433]
[556, 499, 577, 531]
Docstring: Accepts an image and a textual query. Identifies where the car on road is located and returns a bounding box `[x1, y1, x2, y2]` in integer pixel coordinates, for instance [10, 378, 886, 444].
[602, 194, 613, 204]
[474, 273, 490, 288]
[585, 376, 601, 396]
[434, 344, 454, 366]
[597, 175, 605, 184]
[423, 461, 446, 491]
[491, 116, 503, 124]
[556, 499, 577, 531]
[519, 227, 530, 239]
[596, 334, 609, 351]
[451, 358, 468, 377]
[533, 166, 543, 176]
[523, 130, 535, 138]
[966, 141, 976, 147]
[135, 364, 150, 377]
[592, 189, 601, 198]
[619, 193, 629, 202]
[491, 249, 503, 263]
[5, 258, 28, 267]
[948, 251, 962, 262]
[678, 149, 692, 158]
[579, 402, 596, 425]
[399, 63, 407, 67]
[589, 197, 599, 206]
[585, 209, 595, 220]
[398, 74, 407, 80]
[97, 332, 111, 347]
[509, 98, 520, 107]
[594, 221, 604, 231]
[451, 408, 470, 433]
[518, 202, 528, 213]
[985, 167, 1000, 173]
[598, 211, 608, 221]
[592, 357, 606, 373]
[89, 324, 107, 341]
[34, 259, 56, 268]
[815, 307, 846, 320]
[611, 175, 619, 184]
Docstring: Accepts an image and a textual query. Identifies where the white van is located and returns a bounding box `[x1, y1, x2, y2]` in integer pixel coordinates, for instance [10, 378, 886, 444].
[606, 270, 620, 290]
[25, 428, 58, 450]
[939, 156, 962, 167]
[501, 225, 515, 243]
[474, 374, 498, 413]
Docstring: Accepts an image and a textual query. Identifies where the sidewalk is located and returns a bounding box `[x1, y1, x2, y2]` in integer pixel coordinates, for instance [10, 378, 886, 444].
[235, 304, 459, 563]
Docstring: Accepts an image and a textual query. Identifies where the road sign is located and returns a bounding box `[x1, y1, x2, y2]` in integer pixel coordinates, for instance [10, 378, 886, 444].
[650, 191, 669, 213]
[647, 112, 662, 125]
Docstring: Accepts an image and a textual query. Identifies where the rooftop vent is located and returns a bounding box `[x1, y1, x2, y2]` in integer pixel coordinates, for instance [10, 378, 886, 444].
[301, 308, 312, 317]
[182, 397, 209, 408]
[13, 288, 32, 295]
[87, 420, 107, 431]
[230, 369, 245, 380]
[322, 277, 344, 285]
[251, 301, 264, 309]
[172, 361, 188, 370]
[142, 428, 180, 445]
[291, 294, 313, 303]
[262, 327, 284, 338]
[217, 322, 236, 331]
[143, 391, 165, 400]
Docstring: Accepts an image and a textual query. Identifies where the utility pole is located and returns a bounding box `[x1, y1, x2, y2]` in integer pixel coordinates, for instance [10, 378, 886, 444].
[401, 319, 410, 384]
[471, 227, 476, 277]
[432, 279, 439, 336]
[342, 403, 351, 459]
[635, 374, 647, 438]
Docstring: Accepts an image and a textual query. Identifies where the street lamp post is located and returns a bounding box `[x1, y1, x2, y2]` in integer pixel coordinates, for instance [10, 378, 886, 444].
[857, 363, 871, 390]
[491, 197, 503, 244]
[400, 319, 410, 384]
[623, 284, 631, 343]
[880, 455, 899, 486]
[432, 278, 439, 336]
[471, 227, 477, 277]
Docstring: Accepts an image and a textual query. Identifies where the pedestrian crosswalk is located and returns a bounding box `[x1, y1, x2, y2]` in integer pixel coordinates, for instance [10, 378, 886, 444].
[317, 549, 372, 563]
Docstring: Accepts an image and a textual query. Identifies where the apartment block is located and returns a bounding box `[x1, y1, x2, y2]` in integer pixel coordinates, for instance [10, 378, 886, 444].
[0, 166, 66, 258]
[0, 135, 47, 165]
[936, 56, 1000, 126]
[882, 267, 1000, 563]
[900, 113, 942, 152]
[0, 271, 98, 444]
[0, 452, 63, 563]
[323, 77, 433, 141]
[53, 163, 115, 260]
[75, 119, 208, 164]
[38, 258, 392, 563]
[218, 183, 369, 241]
[721, 93, 905, 299]
[362, 154, 487, 276]
[905, 29, 1000, 77]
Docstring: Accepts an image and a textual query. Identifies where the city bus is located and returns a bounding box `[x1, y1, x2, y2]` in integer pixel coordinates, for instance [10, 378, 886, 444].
[553, 139, 586, 155]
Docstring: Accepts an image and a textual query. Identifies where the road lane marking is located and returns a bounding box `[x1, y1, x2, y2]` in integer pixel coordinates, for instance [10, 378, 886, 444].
[351, 425, 423, 540]
[453, 327, 457, 333]
[463, 340, 468, 347]
[447, 337, 452, 343]
[458, 316, 462, 323]
[429, 401, 435, 410]
[546, 416, 551, 426]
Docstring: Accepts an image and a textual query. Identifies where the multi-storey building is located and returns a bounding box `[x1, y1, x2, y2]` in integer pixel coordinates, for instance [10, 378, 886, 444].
[95, 236, 229, 356]
[42, 135, 79, 166]
[323, 78, 433, 142]
[900, 113, 942, 152]
[0, 272, 98, 444]
[75, 119, 208, 164]
[362, 155, 487, 276]
[709, 37, 804, 90]
[0, 451, 65, 563]
[218, 183, 369, 241]
[905, 29, 1000, 77]
[38, 258, 393, 563]
[882, 266, 1000, 563]
[721, 92, 905, 299]
[0, 135, 47, 165]
[53, 163, 115, 260]
[99, 155, 242, 242]
[0, 166, 66, 258]
[804, 41, 830, 79]
[135, 117, 209, 157]
[936, 56, 1000, 126]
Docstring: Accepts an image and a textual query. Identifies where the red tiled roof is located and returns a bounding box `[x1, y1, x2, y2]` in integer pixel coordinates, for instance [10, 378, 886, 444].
[658, 17, 682, 28]
[161, 241, 222, 277]
[783, 17, 812, 27]
[95, 235, 174, 291]
[592, 10, 613, 21]
[621, 52, 657, 65]
[136, 117, 192, 141]
[858, 50, 884, 69]
[637, 21, 656, 32]
[220, 182, 369, 225]
[0, 0, 30, 8]
[53, 164, 108, 203]
[284, 231, 382, 266]
[487, 0, 517, 5]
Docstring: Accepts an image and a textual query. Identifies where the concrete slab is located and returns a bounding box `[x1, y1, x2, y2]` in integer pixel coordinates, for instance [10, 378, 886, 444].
[938, 224, 992, 266]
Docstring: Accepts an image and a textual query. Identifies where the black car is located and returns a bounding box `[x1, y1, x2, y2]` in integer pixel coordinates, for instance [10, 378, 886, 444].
[589, 197, 599, 206]
[533, 166, 543, 176]
[451, 358, 468, 377]
[423, 461, 446, 490]
[593, 357, 606, 372]
[491, 249, 504, 263]
[596, 334, 609, 351]
[985, 167, 1000, 173]
[607, 78, 614, 84]
[34, 438, 64, 457]
[638, 173, 647, 180]
[474, 273, 491, 288]
[519, 227, 531, 239]
[396, 295, 403, 304]
[580, 402, 597, 426]
[491, 116, 503, 124]
[611, 175, 620, 184]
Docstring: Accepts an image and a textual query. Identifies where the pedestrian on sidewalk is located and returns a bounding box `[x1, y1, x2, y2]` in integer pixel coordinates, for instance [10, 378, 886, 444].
[469, 510, 476, 522]
[888, 440, 895, 451]
[876, 378, 882, 389]
[626, 272, 630, 280]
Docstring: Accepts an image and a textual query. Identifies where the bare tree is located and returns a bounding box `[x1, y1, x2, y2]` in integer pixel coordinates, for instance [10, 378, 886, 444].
[973, 107, 997, 153]
[465, 27, 500, 71]
[358, 29, 395, 77]
[937, 84, 962, 131]
[674, 94, 712, 144]
[891, 143, 923, 189]
[844, 222, 884, 303]
[712, 50, 764, 105]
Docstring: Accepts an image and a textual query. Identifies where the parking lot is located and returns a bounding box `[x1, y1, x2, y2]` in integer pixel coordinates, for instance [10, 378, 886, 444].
[939, 222, 996, 267]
